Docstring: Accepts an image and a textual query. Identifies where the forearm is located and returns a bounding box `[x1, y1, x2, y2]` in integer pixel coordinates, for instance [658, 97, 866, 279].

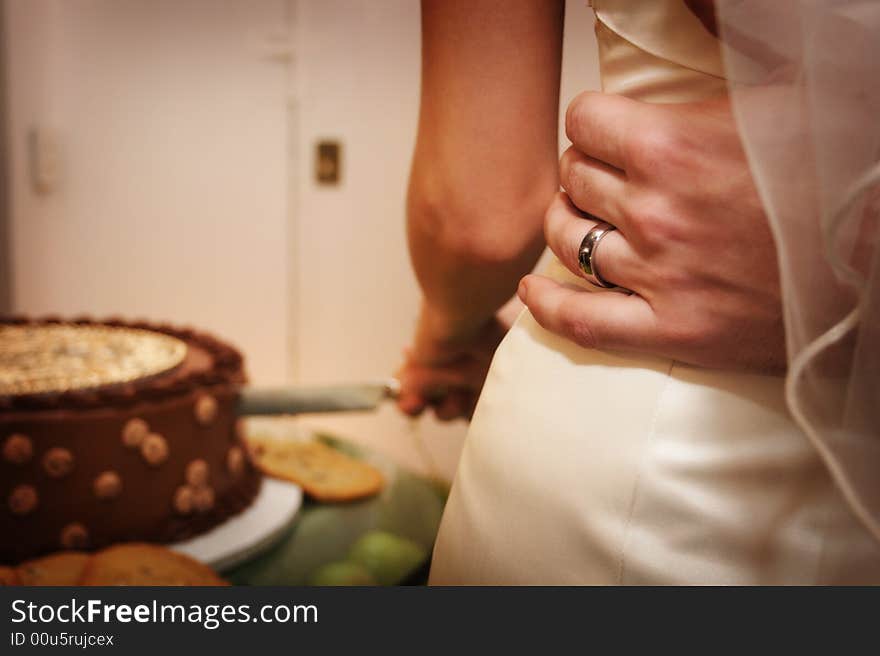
[408, 0, 564, 343]
[407, 171, 553, 342]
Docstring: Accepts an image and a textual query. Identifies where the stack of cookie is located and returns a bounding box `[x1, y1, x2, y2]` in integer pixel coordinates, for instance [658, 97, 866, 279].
[0, 543, 227, 586]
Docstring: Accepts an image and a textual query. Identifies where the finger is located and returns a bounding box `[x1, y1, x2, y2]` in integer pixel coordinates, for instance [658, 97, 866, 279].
[544, 192, 642, 291]
[559, 146, 629, 226]
[565, 91, 642, 171]
[518, 274, 657, 352]
[399, 362, 478, 393]
[396, 360, 484, 421]
[397, 391, 427, 417]
[433, 393, 468, 421]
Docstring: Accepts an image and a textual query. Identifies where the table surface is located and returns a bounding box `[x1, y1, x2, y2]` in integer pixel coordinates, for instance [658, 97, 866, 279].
[227, 433, 448, 586]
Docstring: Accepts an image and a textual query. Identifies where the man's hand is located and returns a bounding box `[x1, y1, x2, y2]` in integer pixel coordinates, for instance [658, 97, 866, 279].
[518, 92, 786, 373]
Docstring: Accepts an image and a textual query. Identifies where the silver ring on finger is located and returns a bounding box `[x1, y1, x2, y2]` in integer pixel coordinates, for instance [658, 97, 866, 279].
[577, 221, 633, 294]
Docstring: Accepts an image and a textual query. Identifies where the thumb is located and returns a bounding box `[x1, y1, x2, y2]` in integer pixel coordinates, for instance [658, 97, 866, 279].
[517, 274, 656, 352]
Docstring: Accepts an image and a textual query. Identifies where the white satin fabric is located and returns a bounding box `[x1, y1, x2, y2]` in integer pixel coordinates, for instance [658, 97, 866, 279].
[429, 0, 880, 584]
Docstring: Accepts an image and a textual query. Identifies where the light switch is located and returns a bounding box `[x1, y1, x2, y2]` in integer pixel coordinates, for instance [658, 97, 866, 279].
[315, 140, 341, 185]
[28, 128, 62, 196]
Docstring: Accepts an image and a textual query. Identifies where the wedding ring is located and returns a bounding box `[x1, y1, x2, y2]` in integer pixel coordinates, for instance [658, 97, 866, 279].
[577, 222, 631, 293]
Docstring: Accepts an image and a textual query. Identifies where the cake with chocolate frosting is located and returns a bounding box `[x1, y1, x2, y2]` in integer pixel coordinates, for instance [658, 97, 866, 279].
[0, 317, 261, 564]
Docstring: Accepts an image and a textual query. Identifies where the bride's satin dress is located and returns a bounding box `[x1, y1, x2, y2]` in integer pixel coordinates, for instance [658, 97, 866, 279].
[429, 0, 880, 584]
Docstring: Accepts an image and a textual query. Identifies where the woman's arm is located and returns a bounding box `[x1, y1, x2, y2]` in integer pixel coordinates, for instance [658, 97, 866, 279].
[398, 0, 565, 417]
[407, 0, 564, 355]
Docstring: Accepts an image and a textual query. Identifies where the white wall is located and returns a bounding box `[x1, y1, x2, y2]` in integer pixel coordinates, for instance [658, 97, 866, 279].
[4, 0, 291, 383]
[4, 0, 599, 480]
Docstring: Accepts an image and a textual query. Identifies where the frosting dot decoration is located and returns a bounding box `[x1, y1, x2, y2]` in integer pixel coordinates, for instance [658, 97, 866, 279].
[193, 486, 215, 513]
[42, 447, 75, 478]
[8, 485, 38, 515]
[140, 433, 169, 466]
[2, 433, 33, 465]
[173, 486, 194, 516]
[60, 523, 89, 549]
[185, 459, 209, 487]
[194, 394, 218, 426]
[227, 446, 245, 477]
[93, 471, 123, 500]
[122, 418, 149, 448]
[0, 323, 186, 395]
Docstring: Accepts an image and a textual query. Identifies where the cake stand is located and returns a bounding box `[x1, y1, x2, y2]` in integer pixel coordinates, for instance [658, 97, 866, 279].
[171, 478, 303, 572]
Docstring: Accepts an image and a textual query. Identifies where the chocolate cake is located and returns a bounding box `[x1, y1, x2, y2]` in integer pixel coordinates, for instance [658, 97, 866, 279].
[0, 317, 261, 564]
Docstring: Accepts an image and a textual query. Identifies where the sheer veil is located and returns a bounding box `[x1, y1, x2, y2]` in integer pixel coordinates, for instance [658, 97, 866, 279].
[715, 0, 880, 539]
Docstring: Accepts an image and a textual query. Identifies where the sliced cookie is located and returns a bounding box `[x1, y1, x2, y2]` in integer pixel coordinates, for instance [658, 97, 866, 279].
[246, 436, 384, 502]
[79, 543, 227, 586]
[17, 552, 91, 586]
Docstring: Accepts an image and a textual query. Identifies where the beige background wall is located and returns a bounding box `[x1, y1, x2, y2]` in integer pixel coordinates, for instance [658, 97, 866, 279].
[3, 0, 599, 479]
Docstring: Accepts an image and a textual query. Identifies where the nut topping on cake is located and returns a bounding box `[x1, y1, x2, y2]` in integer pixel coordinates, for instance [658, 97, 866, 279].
[227, 446, 245, 477]
[141, 433, 169, 466]
[194, 394, 218, 426]
[43, 447, 75, 478]
[122, 418, 149, 448]
[60, 523, 89, 549]
[185, 459, 209, 486]
[173, 486, 195, 516]
[0, 324, 186, 395]
[93, 471, 123, 500]
[2, 434, 33, 465]
[193, 486, 215, 513]
[8, 485, 38, 515]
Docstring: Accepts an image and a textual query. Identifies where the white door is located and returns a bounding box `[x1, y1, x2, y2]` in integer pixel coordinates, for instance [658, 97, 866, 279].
[4, 0, 291, 383]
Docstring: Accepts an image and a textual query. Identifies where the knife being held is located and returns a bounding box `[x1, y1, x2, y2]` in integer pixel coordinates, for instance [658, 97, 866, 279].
[237, 379, 403, 416]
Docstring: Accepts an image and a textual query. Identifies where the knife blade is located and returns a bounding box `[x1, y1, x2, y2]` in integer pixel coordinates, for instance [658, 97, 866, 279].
[236, 379, 401, 416]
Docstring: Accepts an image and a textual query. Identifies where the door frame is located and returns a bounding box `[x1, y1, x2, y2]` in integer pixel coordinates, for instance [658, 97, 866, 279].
[0, 2, 11, 314]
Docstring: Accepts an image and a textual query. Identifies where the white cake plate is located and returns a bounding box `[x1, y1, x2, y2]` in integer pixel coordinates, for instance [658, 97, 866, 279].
[170, 478, 302, 572]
